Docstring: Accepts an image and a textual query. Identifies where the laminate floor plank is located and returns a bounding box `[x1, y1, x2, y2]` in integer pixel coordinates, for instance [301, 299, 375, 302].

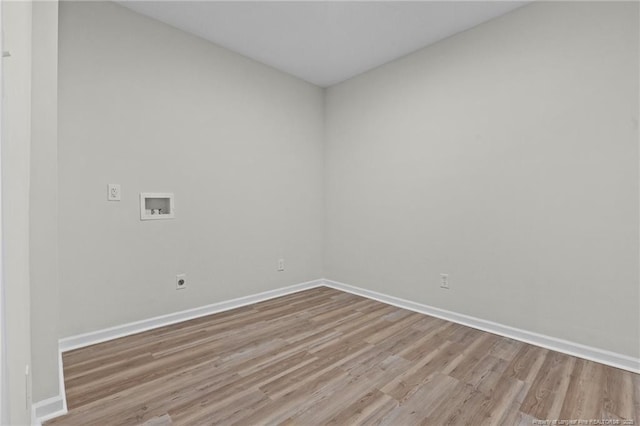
[46, 287, 640, 426]
[520, 351, 575, 419]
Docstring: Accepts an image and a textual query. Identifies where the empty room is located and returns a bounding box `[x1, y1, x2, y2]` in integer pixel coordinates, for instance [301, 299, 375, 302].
[1, 0, 639, 424]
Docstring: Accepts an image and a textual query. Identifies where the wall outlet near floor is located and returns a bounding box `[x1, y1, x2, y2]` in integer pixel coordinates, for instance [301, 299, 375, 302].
[440, 273, 449, 289]
[277, 258, 285, 272]
[176, 273, 187, 290]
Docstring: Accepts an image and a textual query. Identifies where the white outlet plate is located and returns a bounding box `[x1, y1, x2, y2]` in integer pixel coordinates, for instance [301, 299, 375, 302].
[277, 258, 285, 272]
[440, 273, 449, 289]
[176, 273, 187, 290]
[108, 184, 121, 201]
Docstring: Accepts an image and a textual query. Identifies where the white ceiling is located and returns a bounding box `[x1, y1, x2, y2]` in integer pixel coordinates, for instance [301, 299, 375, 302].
[118, 1, 529, 87]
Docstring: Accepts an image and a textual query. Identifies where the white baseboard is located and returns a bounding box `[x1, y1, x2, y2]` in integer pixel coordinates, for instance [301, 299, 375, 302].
[35, 279, 324, 424]
[31, 350, 68, 426]
[322, 279, 640, 374]
[33, 277, 638, 424]
[31, 395, 65, 426]
[59, 279, 324, 352]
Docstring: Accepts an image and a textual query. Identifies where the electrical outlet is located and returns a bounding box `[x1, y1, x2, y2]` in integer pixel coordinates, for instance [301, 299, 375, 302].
[277, 258, 285, 272]
[108, 184, 121, 201]
[176, 273, 187, 290]
[440, 273, 449, 289]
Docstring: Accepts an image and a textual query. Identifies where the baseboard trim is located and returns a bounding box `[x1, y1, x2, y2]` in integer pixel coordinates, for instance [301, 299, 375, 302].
[31, 395, 65, 426]
[59, 279, 324, 352]
[31, 349, 68, 425]
[322, 279, 640, 374]
[35, 279, 324, 424]
[34, 277, 638, 424]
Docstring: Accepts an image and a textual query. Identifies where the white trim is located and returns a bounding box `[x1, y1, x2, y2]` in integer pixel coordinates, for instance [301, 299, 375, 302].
[30, 347, 67, 425]
[29, 347, 76, 425]
[322, 279, 640, 374]
[34, 277, 639, 424]
[31, 396, 63, 426]
[33, 279, 324, 424]
[59, 279, 324, 352]
[57, 348, 67, 415]
[0, 2, 7, 423]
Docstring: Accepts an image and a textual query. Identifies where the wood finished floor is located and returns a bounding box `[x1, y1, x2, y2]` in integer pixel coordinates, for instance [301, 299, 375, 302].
[47, 287, 640, 425]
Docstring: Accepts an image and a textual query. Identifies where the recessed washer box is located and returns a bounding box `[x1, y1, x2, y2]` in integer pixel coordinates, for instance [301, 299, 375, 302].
[140, 193, 175, 220]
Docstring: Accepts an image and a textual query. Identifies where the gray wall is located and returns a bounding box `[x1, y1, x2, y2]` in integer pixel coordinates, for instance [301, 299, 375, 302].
[58, 1, 324, 337]
[324, 1, 640, 357]
[30, 0, 60, 403]
[43, 0, 639, 411]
